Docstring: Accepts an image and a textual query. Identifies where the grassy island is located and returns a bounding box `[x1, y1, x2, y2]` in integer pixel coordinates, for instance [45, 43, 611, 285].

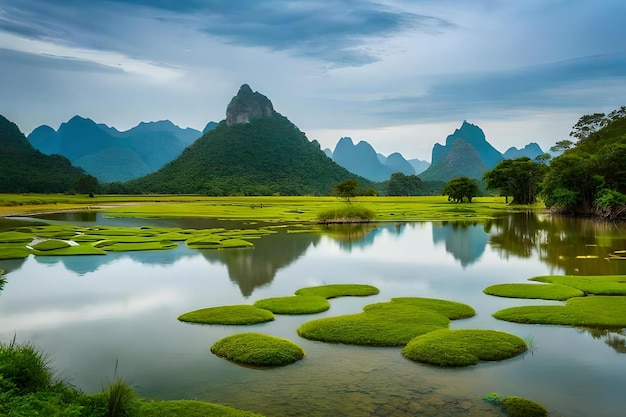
[253, 295, 330, 314]
[294, 283, 380, 298]
[177, 305, 275, 325]
[483, 283, 584, 300]
[211, 332, 305, 367]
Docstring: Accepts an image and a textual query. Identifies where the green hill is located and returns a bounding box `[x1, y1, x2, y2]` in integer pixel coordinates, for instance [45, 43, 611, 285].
[125, 85, 369, 195]
[0, 115, 85, 193]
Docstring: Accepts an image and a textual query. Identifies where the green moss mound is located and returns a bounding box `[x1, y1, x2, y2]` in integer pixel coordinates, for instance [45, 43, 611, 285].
[210, 332, 305, 367]
[30, 245, 107, 256]
[493, 295, 626, 327]
[177, 305, 275, 325]
[390, 297, 476, 319]
[501, 396, 548, 417]
[294, 284, 379, 299]
[530, 274, 626, 295]
[297, 301, 450, 346]
[93, 240, 177, 251]
[140, 400, 265, 417]
[484, 283, 584, 300]
[401, 329, 527, 367]
[0, 231, 33, 243]
[253, 295, 330, 314]
[30, 239, 71, 251]
[0, 245, 30, 260]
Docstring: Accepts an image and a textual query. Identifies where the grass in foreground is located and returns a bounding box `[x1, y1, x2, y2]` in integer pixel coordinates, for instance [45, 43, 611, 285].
[253, 295, 330, 314]
[297, 300, 451, 346]
[529, 275, 626, 295]
[177, 305, 275, 325]
[140, 400, 265, 417]
[294, 284, 380, 299]
[483, 283, 585, 300]
[493, 296, 626, 327]
[211, 332, 305, 367]
[401, 329, 527, 367]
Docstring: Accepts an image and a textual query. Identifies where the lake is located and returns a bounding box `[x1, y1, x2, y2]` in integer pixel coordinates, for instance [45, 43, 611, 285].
[1, 212, 625, 417]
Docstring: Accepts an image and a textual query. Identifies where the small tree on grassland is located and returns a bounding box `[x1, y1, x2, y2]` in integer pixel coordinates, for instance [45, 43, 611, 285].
[443, 177, 479, 203]
[333, 179, 359, 203]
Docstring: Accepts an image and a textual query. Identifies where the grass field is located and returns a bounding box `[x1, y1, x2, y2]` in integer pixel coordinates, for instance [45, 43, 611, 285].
[0, 194, 544, 222]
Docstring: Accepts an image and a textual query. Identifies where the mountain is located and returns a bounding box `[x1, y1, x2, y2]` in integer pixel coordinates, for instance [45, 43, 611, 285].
[407, 158, 430, 175]
[125, 84, 370, 196]
[432, 121, 502, 169]
[419, 138, 487, 183]
[385, 152, 415, 176]
[0, 114, 85, 193]
[503, 142, 545, 160]
[27, 117, 208, 182]
[332, 137, 393, 182]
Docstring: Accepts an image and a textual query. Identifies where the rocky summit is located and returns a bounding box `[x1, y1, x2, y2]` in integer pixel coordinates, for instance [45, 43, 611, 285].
[226, 84, 275, 126]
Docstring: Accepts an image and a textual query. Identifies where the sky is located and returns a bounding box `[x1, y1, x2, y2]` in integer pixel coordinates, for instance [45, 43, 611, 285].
[1, 0, 625, 162]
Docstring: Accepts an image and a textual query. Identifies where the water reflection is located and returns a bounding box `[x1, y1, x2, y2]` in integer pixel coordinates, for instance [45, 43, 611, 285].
[432, 221, 488, 267]
[578, 327, 626, 353]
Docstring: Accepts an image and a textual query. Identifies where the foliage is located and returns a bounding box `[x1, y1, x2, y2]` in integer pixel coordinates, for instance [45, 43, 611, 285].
[541, 106, 626, 217]
[104, 378, 139, 417]
[501, 396, 548, 417]
[482, 392, 502, 405]
[316, 204, 375, 222]
[0, 338, 53, 394]
[401, 329, 527, 367]
[0, 115, 85, 193]
[177, 305, 275, 325]
[483, 283, 584, 300]
[483, 157, 547, 204]
[253, 295, 330, 314]
[333, 179, 359, 202]
[493, 296, 626, 327]
[210, 332, 305, 367]
[443, 176, 479, 203]
[74, 174, 100, 196]
[294, 284, 380, 298]
[386, 172, 423, 196]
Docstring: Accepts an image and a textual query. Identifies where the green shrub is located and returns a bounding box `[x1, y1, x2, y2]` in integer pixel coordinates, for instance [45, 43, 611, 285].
[211, 332, 305, 367]
[104, 379, 139, 417]
[253, 295, 330, 314]
[482, 392, 502, 405]
[317, 204, 375, 222]
[595, 188, 626, 209]
[177, 305, 275, 325]
[0, 339, 53, 394]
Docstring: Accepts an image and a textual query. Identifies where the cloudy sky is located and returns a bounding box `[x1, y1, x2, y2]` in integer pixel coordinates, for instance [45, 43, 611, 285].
[1, 0, 625, 161]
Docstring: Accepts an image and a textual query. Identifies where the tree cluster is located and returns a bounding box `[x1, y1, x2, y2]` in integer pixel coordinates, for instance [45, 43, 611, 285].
[442, 177, 479, 203]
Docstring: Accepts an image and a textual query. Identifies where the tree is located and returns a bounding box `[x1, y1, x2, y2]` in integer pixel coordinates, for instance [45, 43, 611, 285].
[569, 113, 607, 141]
[333, 179, 359, 203]
[483, 157, 547, 205]
[387, 172, 423, 196]
[443, 177, 479, 203]
[549, 139, 574, 153]
[74, 174, 99, 196]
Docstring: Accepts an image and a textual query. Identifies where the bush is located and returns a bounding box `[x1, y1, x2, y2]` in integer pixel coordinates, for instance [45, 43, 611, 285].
[0, 339, 53, 394]
[104, 379, 139, 417]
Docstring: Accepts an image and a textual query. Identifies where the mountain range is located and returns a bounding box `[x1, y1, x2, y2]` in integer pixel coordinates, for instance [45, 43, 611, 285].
[124, 84, 371, 195]
[27, 117, 216, 182]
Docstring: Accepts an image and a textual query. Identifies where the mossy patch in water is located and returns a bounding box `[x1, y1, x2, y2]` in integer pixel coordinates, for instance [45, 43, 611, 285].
[30, 239, 71, 251]
[0, 231, 33, 243]
[297, 300, 451, 346]
[389, 297, 476, 319]
[211, 332, 305, 367]
[401, 329, 527, 367]
[501, 395, 548, 417]
[483, 283, 585, 300]
[140, 400, 265, 417]
[93, 240, 177, 251]
[494, 295, 626, 327]
[30, 245, 107, 256]
[294, 284, 380, 299]
[177, 305, 275, 325]
[253, 295, 330, 315]
[0, 244, 31, 259]
[529, 275, 626, 295]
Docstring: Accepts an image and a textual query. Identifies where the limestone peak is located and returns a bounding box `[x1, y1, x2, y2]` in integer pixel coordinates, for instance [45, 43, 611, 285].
[225, 84, 275, 126]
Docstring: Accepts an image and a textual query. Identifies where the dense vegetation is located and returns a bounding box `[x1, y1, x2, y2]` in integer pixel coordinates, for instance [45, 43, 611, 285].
[0, 115, 86, 193]
[541, 106, 626, 218]
[483, 157, 547, 204]
[124, 116, 370, 196]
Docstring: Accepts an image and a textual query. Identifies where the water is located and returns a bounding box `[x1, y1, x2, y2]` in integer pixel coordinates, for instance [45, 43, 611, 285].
[1, 213, 625, 416]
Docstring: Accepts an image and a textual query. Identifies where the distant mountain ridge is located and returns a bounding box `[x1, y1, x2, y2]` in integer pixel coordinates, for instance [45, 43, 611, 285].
[27, 117, 214, 182]
[125, 84, 370, 195]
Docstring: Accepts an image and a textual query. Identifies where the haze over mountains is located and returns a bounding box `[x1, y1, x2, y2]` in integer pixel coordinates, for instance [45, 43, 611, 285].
[27, 117, 216, 182]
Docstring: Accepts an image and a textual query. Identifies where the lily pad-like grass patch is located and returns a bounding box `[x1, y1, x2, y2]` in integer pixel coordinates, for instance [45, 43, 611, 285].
[401, 329, 527, 367]
[529, 275, 626, 295]
[253, 295, 330, 314]
[297, 299, 456, 346]
[493, 296, 626, 327]
[0, 244, 30, 259]
[93, 240, 177, 251]
[500, 396, 548, 417]
[294, 284, 379, 299]
[483, 283, 584, 300]
[177, 305, 275, 325]
[210, 332, 305, 367]
[390, 297, 476, 319]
